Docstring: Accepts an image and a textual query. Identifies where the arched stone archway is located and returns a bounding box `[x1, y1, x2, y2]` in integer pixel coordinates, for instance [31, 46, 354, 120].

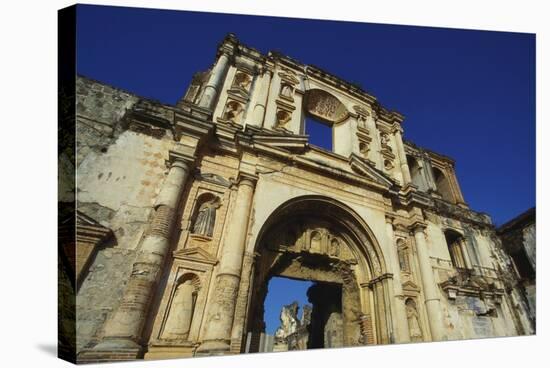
[243, 196, 393, 352]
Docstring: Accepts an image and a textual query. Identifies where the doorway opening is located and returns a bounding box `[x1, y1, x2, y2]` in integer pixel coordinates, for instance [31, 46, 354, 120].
[258, 276, 344, 352]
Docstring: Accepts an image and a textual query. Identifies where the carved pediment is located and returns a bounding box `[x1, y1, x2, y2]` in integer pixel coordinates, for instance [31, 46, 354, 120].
[402, 280, 420, 293]
[75, 211, 113, 245]
[173, 247, 217, 265]
[349, 153, 395, 188]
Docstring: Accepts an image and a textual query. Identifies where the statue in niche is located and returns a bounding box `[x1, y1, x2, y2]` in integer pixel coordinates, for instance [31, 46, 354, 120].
[405, 298, 423, 342]
[163, 277, 198, 340]
[357, 115, 367, 129]
[275, 110, 292, 129]
[280, 83, 293, 98]
[397, 240, 410, 272]
[224, 101, 243, 124]
[310, 231, 322, 253]
[329, 238, 340, 257]
[381, 133, 391, 148]
[192, 196, 221, 237]
[359, 141, 370, 157]
[233, 72, 251, 91]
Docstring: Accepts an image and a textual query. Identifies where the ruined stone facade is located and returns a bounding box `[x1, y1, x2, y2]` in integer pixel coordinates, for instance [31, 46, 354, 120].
[60, 34, 535, 363]
[497, 208, 536, 332]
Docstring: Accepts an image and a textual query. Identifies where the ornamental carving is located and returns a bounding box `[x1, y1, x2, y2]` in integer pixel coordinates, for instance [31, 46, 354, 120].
[265, 221, 354, 262]
[405, 298, 423, 342]
[223, 100, 244, 124]
[304, 89, 349, 124]
[191, 195, 221, 238]
[232, 71, 252, 92]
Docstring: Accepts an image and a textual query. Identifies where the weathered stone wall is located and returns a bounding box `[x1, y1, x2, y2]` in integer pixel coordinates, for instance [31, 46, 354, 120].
[74, 76, 175, 352]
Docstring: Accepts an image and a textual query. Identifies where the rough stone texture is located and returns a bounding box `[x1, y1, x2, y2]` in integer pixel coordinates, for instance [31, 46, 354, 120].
[73, 76, 174, 354]
[77, 247, 138, 351]
[497, 207, 536, 332]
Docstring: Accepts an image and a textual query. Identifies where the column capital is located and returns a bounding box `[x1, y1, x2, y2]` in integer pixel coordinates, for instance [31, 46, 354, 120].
[409, 221, 427, 234]
[385, 214, 396, 226]
[235, 172, 258, 188]
[391, 123, 404, 135]
[168, 149, 195, 169]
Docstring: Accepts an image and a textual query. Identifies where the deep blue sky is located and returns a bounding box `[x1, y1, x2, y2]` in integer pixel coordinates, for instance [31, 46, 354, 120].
[76, 4, 535, 333]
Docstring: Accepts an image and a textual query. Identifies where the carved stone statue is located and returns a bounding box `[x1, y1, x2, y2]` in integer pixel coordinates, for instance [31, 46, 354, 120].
[405, 299, 423, 342]
[224, 101, 243, 124]
[163, 278, 198, 340]
[280, 84, 293, 98]
[192, 197, 221, 237]
[275, 110, 292, 129]
[381, 133, 391, 148]
[329, 238, 340, 257]
[233, 72, 251, 91]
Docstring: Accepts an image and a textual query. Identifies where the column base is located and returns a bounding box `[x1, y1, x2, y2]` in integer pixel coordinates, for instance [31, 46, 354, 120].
[77, 338, 143, 363]
[194, 339, 232, 356]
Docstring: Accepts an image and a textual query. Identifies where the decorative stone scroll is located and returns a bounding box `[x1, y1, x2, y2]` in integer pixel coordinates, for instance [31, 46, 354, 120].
[304, 89, 349, 124]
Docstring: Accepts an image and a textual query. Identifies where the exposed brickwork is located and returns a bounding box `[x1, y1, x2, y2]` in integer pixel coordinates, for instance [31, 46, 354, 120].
[149, 205, 176, 238]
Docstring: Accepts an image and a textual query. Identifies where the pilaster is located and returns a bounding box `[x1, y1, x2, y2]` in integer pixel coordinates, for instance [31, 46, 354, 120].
[409, 222, 446, 341]
[196, 173, 258, 355]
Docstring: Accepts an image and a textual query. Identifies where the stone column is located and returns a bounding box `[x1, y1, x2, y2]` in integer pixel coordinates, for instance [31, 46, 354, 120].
[392, 125, 412, 186]
[198, 51, 231, 110]
[459, 238, 473, 269]
[372, 279, 390, 344]
[410, 223, 446, 341]
[197, 175, 256, 354]
[91, 158, 191, 353]
[250, 69, 273, 127]
[229, 251, 257, 353]
[384, 217, 410, 342]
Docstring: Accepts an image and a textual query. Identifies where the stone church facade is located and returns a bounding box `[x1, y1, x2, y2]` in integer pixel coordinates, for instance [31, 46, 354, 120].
[62, 34, 534, 363]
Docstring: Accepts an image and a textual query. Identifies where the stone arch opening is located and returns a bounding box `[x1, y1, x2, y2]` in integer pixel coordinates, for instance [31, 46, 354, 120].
[433, 167, 454, 202]
[244, 196, 391, 353]
[444, 229, 467, 269]
[407, 155, 427, 191]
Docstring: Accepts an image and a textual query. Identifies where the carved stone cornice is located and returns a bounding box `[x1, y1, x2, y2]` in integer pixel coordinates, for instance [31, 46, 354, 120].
[365, 273, 394, 288]
[439, 268, 505, 303]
